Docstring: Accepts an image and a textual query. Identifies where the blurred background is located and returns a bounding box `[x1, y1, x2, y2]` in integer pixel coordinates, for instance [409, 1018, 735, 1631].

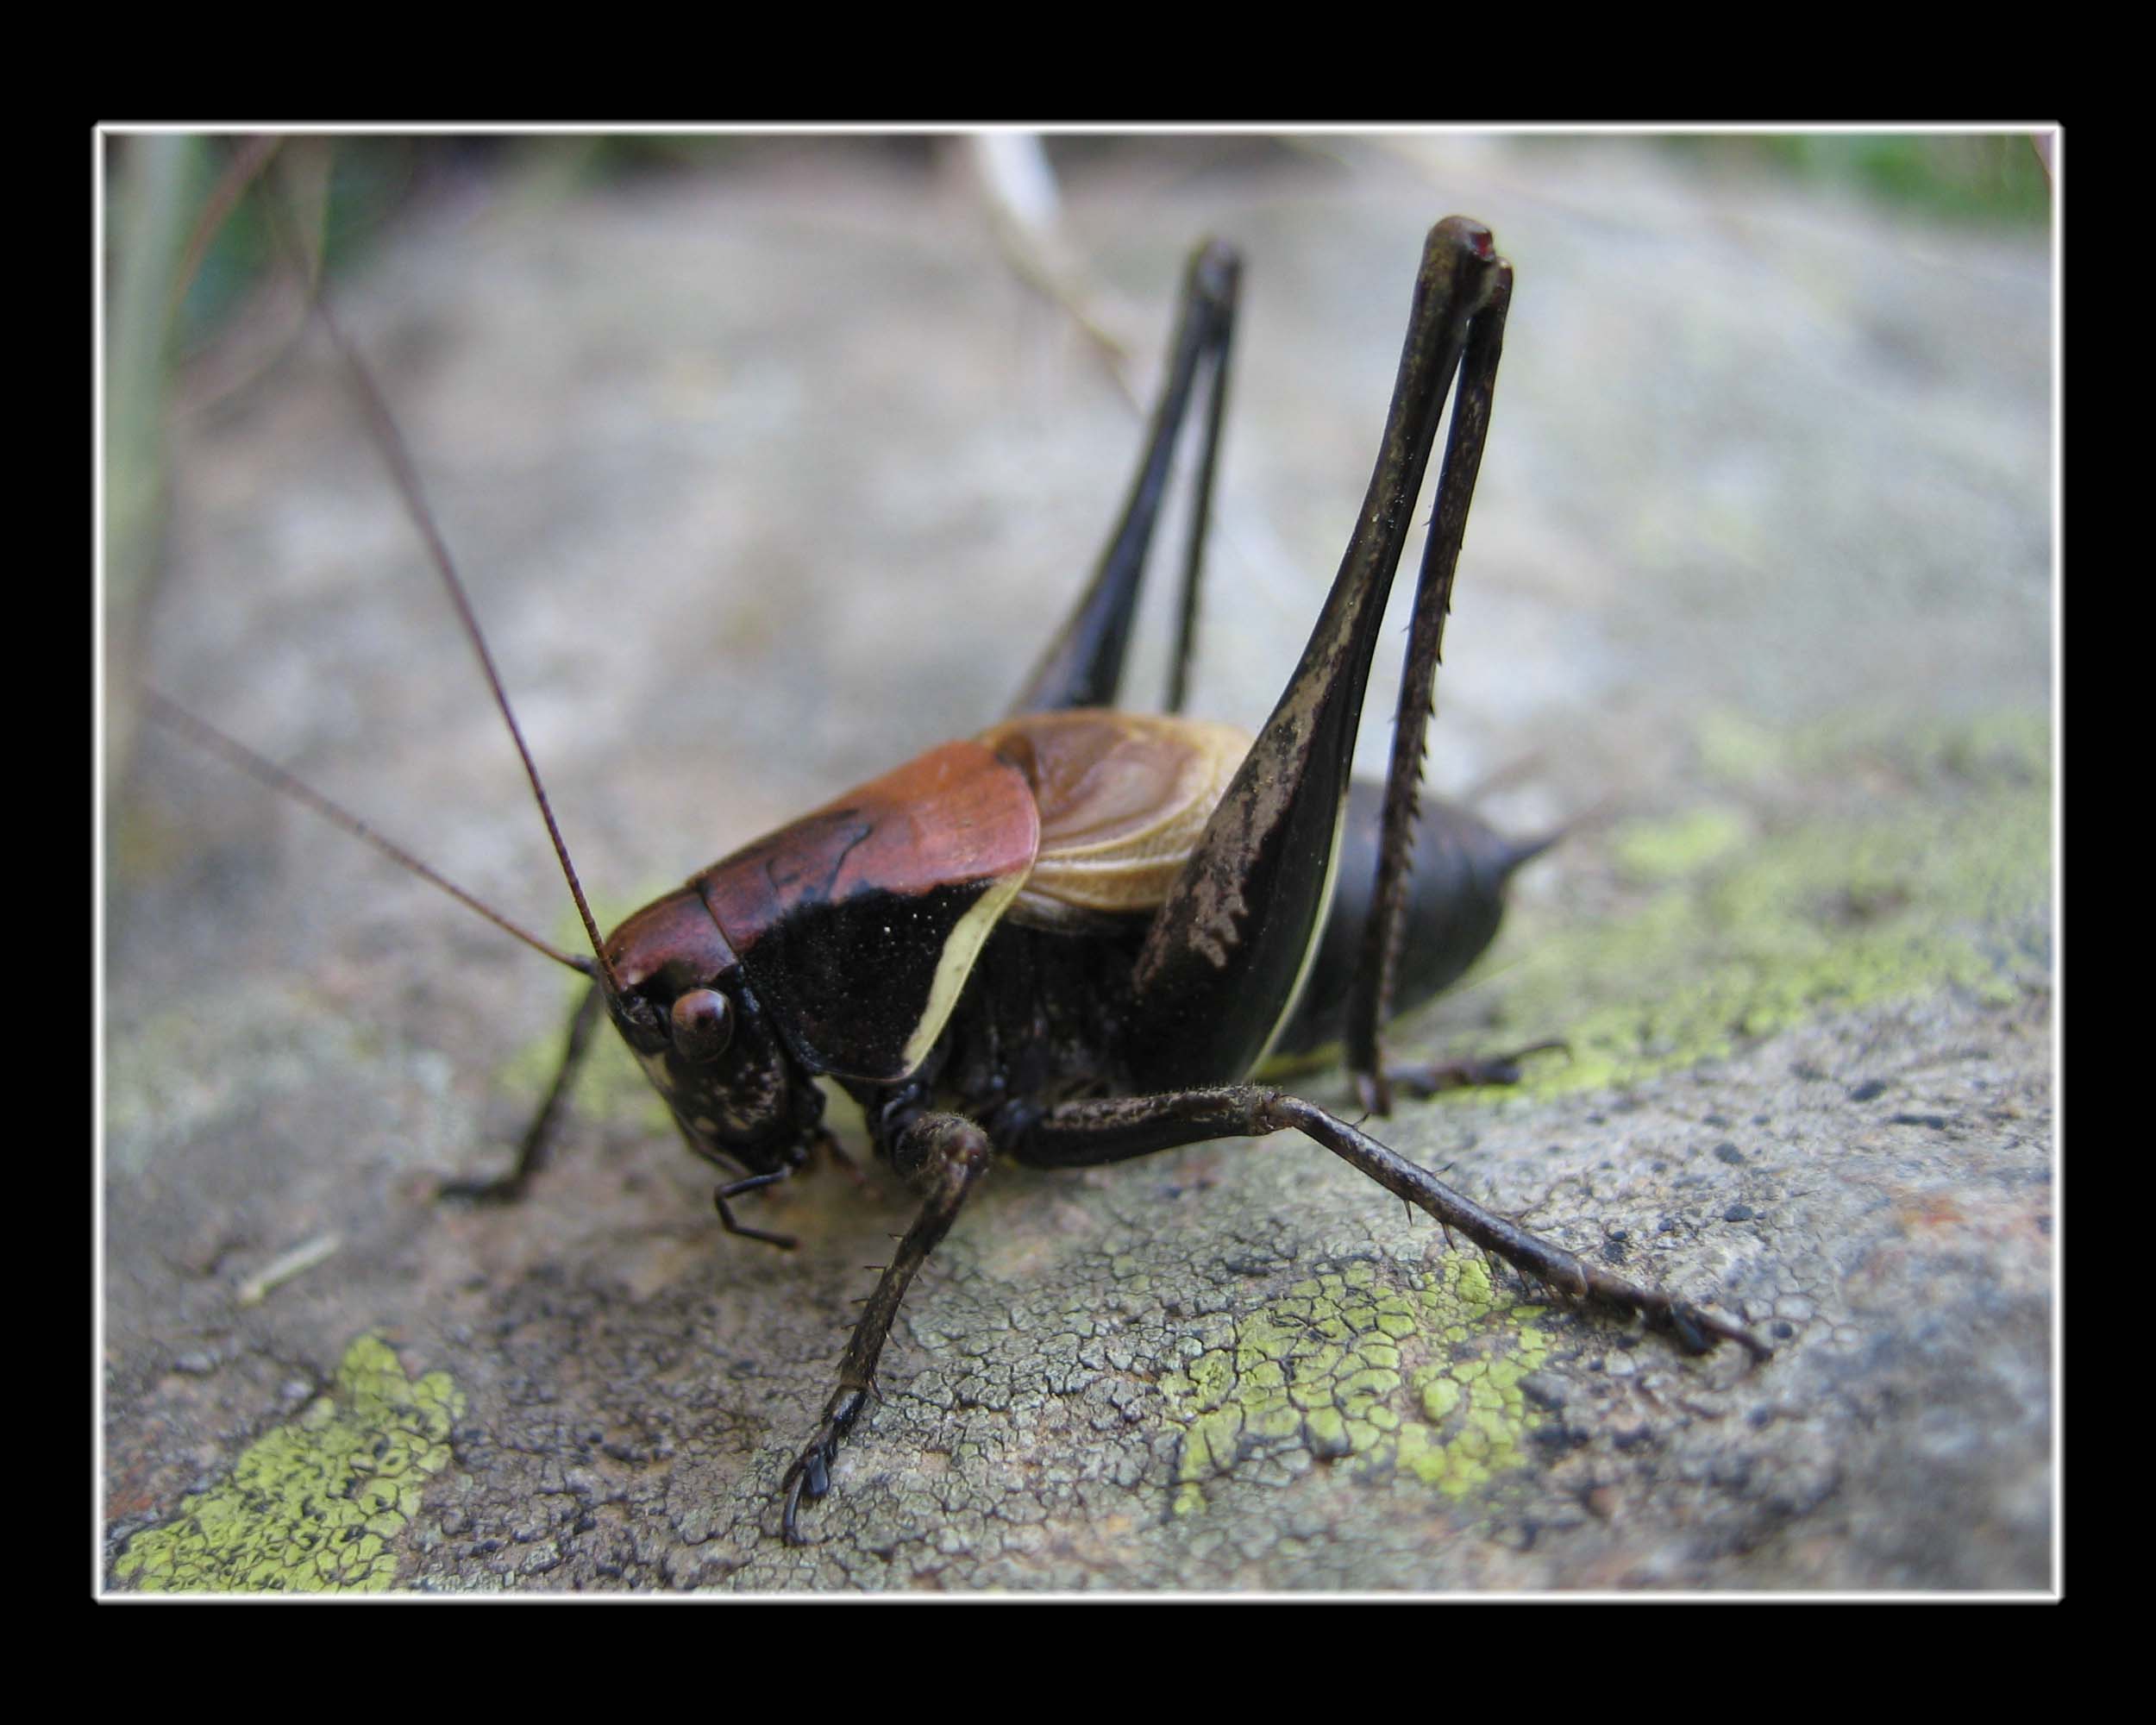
[107, 129, 2053, 971]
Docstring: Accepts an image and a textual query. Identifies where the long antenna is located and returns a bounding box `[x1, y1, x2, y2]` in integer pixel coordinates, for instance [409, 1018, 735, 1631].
[143, 693, 595, 979]
[257, 154, 624, 998]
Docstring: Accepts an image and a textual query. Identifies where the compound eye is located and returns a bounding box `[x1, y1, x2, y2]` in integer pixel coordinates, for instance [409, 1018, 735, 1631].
[669, 988, 734, 1063]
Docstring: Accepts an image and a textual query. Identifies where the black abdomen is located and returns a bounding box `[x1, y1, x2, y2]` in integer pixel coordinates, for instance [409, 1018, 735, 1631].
[1268, 780, 1555, 1063]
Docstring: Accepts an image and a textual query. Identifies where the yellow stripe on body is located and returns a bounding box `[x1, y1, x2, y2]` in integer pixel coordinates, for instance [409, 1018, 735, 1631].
[899, 864, 1034, 1079]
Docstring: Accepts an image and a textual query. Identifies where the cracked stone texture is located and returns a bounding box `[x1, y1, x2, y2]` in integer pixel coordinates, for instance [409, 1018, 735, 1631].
[107, 136, 2053, 1591]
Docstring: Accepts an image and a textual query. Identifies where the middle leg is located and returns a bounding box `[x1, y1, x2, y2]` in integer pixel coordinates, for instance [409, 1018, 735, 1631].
[1015, 1088, 1768, 1359]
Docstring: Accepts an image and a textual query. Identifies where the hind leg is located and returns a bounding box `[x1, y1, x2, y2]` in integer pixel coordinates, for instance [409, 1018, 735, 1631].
[1010, 240, 1239, 717]
[1125, 219, 1510, 1091]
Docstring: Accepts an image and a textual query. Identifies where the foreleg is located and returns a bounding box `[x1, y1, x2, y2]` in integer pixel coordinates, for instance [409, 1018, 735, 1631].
[437, 979, 604, 1202]
[778, 1112, 993, 1542]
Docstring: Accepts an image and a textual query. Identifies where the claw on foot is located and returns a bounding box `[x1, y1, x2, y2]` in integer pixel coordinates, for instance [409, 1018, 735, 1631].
[436, 1172, 528, 1206]
[1664, 1299, 1774, 1364]
[780, 1446, 830, 1545]
[777, 1382, 870, 1544]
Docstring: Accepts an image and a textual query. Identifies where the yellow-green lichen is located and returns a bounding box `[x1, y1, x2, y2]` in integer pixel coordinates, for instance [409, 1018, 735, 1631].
[1692, 709, 1786, 787]
[1610, 805, 1752, 884]
[1431, 709, 2052, 1100]
[1160, 1258, 1550, 1516]
[113, 1333, 466, 1593]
